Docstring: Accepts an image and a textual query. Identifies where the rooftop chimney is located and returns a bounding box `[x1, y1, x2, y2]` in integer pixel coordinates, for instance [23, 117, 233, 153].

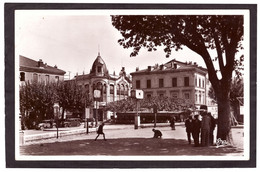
[160, 64, 164, 70]
[148, 66, 152, 71]
[174, 63, 177, 69]
[38, 59, 44, 67]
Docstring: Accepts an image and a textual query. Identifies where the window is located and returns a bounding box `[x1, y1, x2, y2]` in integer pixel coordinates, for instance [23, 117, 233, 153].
[199, 78, 201, 87]
[171, 92, 178, 98]
[136, 80, 141, 89]
[20, 72, 25, 81]
[117, 84, 120, 95]
[110, 84, 114, 94]
[147, 79, 151, 88]
[110, 84, 114, 102]
[184, 77, 189, 86]
[125, 85, 129, 96]
[159, 93, 164, 98]
[103, 84, 107, 94]
[184, 93, 190, 99]
[202, 80, 205, 88]
[33, 73, 38, 83]
[45, 75, 49, 83]
[97, 66, 102, 73]
[55, 76, 59, 83]
[85, 84, 90, 94]
[159, 79, 164, 88]
[172, 77, 177, 87]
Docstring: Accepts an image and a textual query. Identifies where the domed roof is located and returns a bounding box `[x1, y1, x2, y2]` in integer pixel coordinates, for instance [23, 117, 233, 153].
[90, 53, 109, 77]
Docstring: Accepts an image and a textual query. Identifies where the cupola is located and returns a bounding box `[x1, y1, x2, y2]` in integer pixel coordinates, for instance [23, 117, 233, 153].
[90, 52, 109, 77]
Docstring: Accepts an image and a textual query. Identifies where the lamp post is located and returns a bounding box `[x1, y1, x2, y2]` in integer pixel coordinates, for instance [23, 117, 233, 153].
[85, 99, 89, 134]
[153, 104, 157, 128]
[53, 103, 59, 139]
[131, 89, 144, 129]
[94, 89, 101, 127]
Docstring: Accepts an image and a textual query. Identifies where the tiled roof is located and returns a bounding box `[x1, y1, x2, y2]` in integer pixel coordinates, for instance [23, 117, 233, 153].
[19, 55, 66, 75]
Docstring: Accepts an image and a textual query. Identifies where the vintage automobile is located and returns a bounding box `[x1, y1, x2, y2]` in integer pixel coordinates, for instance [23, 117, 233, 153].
[36, 120, 56, 130]
[60, 118, 81, 128]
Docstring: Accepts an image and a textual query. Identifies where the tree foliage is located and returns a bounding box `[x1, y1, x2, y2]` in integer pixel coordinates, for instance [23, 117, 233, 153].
[111, 15, 243, 87]
[20, 82, 56, 128]
[19, 81, 92, 129]
[111, 15, 244, 142]
[106, 96, 194, 113]
[55, 81, 92, 119]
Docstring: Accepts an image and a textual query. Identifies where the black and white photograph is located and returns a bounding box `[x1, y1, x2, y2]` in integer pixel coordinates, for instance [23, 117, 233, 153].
[4, 2, 257, 168]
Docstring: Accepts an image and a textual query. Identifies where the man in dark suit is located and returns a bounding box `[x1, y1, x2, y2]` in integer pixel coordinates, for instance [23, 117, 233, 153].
[185, 116, 193, 144]
[192, 115, 201, 147]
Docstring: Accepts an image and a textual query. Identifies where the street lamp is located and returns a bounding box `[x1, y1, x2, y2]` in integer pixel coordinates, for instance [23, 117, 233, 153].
[94, 89, 101, 127]
[53, 103, 59, 139]
[131, 89, 144, 129]
[153, 104, 158, 128]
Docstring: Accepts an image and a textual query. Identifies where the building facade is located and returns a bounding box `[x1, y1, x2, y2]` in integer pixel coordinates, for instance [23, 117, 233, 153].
[130, 59, 210, 110]
[72, 53, 132, 121]
[19, 55, 66, 85]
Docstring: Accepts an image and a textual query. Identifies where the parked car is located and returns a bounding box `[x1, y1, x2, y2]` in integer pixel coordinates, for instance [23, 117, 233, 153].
[36, 120, 56, 130]
[60, 118, 81, 128]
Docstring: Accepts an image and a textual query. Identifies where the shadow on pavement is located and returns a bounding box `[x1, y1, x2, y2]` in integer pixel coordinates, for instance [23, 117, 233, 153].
[20, 137, 243, 156]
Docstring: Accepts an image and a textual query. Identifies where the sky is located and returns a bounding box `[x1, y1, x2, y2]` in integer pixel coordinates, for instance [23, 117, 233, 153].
[15, 10, 206, 79]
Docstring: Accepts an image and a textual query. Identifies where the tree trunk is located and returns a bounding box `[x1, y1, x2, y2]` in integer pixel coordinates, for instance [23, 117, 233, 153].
[61, 108, 65, 120]
[216, 87, 234, 145]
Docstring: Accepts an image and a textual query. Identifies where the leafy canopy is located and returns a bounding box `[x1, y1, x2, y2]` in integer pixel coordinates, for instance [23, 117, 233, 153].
[111, 15, 244, 83]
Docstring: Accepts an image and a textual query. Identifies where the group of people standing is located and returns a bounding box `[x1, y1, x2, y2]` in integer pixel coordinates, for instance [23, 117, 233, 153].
[185, 108, 216, 147]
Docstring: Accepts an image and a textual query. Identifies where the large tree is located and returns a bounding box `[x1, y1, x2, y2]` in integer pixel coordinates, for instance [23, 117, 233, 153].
[111, 15, 244, 144]
[55, 81, 92, 120]
[20, 82, 56, 128]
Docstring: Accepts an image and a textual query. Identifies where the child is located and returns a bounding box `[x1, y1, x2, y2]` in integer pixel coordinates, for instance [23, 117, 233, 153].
[152, 128, 162, 138]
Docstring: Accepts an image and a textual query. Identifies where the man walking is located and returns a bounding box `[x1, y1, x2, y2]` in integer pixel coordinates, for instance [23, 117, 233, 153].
[185, 116, 193, 144]
[94, 123, 106, 141]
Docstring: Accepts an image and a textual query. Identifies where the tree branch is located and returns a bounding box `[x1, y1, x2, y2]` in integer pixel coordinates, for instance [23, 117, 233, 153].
[213, 30, 225, 73]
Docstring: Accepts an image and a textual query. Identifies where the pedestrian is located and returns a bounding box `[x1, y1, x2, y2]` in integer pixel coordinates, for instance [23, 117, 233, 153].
[200, 111, 211, 147]
[185, 116, 193, 144]
[209, 112, 216, 145]
[170, 116, 176, 130]
[94, 123, 106, 141]
[152, 128, 162, 138]
[192, 115, 201, 147]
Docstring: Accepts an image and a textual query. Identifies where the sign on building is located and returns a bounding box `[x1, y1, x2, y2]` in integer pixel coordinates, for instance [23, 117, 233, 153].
[131, 89, 144, 99]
